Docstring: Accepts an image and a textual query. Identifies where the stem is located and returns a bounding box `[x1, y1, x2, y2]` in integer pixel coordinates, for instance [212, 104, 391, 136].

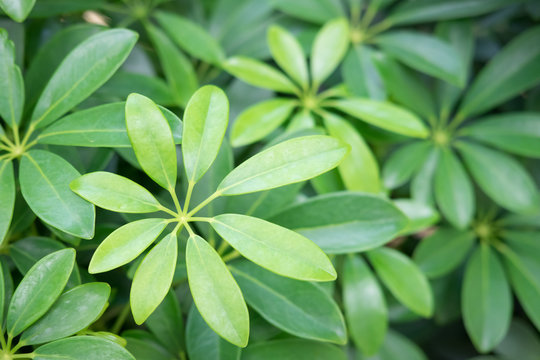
[187, 191, 222, 217]
[0, 143, 10, 151]
[217, 240, 230, 255]
[0, 329, 7, 349]
[12, 124, 20, 147]
[184, 222, 195, 237]
[364, 19, 392, 40]
[447, 111, 467, 131]
[169, 187, 183, 215]
[6, 334, 12, 350]
[10, 340, 25, 353]
[222, 250, 241, 263]
[360, 1, 377, 30]
[157, 205, 179, 218]
[12, 354, 35, 359]
[111, 303, 131, 334]
[0, 134, 15, 148]
[20, 123, 36, 149]
[183, 181, 195, 213]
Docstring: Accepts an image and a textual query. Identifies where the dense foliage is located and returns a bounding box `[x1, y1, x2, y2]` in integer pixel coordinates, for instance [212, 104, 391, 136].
[0, 0, 539, 359]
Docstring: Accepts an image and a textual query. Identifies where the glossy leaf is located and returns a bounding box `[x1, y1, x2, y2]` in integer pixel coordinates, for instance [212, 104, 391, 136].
[218, 135, 348, 195]
[131, 233, 178, 324]
[146, 290, 185, 355]
[411, 147, 439, 205]
[0, 29, 24, 126]
[6, 249, 75, 337]
[270, 192, 407, 253]
[394, 199, 440, 235]
[183, 86, 229, 183]
[368, 330, 428, 360]
[270, 0, 345, 24]
[495, 319, 540, 360]
[0, 264, 4, 325]
[20, 150, 95, 239]
[368, 247, 433, 317]
[268, 25, 308, 88]
[34, 336, 134, 360]
[31, 29, 137, 129]
[126, 93, 177, 190]
[343, 45, 386, 100]
[383, 141, 431, 189]
[186, 235, 249, 347]
[0, 160, 15, 245]
[242, 339, 347, 360]
[0, 0, 35, 21]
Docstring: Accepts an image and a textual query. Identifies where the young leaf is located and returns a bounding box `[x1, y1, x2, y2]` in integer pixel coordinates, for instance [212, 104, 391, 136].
[0, 29, 24, 127]
[89, 218, 169, 274]
[231, 261, 346, 344]
[183, 86, 229, 183]
[70, 172, 162, 213]
[211, 214, 336, 281]
[146, 291, 185, 355]
[31, 29, 138, 129]
[125, 93, 177, 190]
[186, 235, 249, 347]
[6, 248, 75, 337]
[20, 150, 95, 239]
[0, 160, 15, 245]
[343, 255, 387, 356]
[270, 192, 407, 253]
[342, 45, 386, 100]
[131, 233, 178, 325]
[268, 25, 308, 88]
[218, 135, 348, 195]
[310, 17, 349, 87]
[231, 98, 297, 147]
[242, 339, 347, 360]
[20, 282, 110, 345]
[383, 141, 431, 189]
[368, 247, 433, 317]
[457, 141, 540, 213]
[434, 147, 474, 229]
[0, 0, 35, 22]
[323, 111, 381, 193]
[34, 336, 134, 360]
[462, 244, 512, 352]
[329, 98, 429, 138]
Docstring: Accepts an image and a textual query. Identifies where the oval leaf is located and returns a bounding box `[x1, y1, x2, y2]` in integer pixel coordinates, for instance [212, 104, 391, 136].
[383, 141, 432, 189]
[268, 25, 308, 88]
[242, 339, 346, 360]
[0, 160, 15, 245]
[0, 0, 35, 22]
[0, 29, 24, 126]
[34, 336, 134, 360]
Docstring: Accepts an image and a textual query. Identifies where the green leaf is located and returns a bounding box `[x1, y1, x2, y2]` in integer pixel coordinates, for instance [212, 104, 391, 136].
[146, 24, 198, 107]
[310, 17, 349, 87]
[270, 0, 345, 24]
[434, 147, 474, 229]
[70, 172, 162, 213]
[183, 85, 229, 183]
[126, 93, 177, 190]
[0, 264, 5, 325]
[0, 160, 15, 245]
[375, 30, 465, 87]
[242, 339, 347, 360]
[89, 218, 168, 274]
[186, 305, 241, 360]
[457, 141, 540, 213]
[460, 113, 540, 158]
[0, 29, 24, 127]
[458, 25, 540, 118]
[383, 141, 431, 190]
[37, 102, 183, 147]
[31, 29, 138, 129]
[411, 147, 439, 205]
[131, 233, 177, 325]
[329, 98, 429, 138]
[155, 11, 225, 65]
[223, 56, 299, 94]
[34, 336, 134, 360]
[211, 214, 336, 281]
[270, 192, 407, 253]
[146, 290, 185, 354]
[6, 248, 75, 337]
[123, 329, 174, 360]
[394, 199, 440, 235]
[231, 98, 297, 147]
[323, 111, 381, 193]
[232, 261, 345, 343]
[218, 135, 347, 195]
[368, 247, 433, 317]
[20, 150, 95, 239]
[0, 0, 35, 22]
[462, 244, 512, 352]
[342, 45, 386, 100]
[186, 235, 249, 347]
[413, 228, 475, 278]
[495, 319, 540, 360]
[287, 109, 316, 132]
[268, 25, 308, 89]
[366, 330, 428, 360]
[20, 282, 110, 345]
[343, 255, 387, 355]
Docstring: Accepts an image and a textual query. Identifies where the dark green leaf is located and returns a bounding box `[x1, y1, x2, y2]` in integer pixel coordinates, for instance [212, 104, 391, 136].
[343, 45, 386, 100]
[0, 160, 15, 245]
[363, 330, 428, 360]
[242, 339, 347, 360]
[0, 29, 24, 126]
[146, 290, 185, 354]
[270, 0, 345, 24]
[34, 336, 134, 360]
[383, 141, 431, 189]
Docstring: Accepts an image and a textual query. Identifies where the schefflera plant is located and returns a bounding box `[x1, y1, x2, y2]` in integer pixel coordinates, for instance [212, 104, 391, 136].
[0, 249, 133, 360]
[70, 86, 349, 347]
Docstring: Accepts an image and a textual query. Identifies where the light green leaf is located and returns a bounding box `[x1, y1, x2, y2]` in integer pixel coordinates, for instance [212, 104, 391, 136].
[0, 29, 24, 127]
[342, 45, 386, 100]
[146, 291, 185, 355]
[270, 0, 345, 24]
[183, 85, 229, 183]
[368, 247, 433, 317]
[383, 141, 431, 190]
[34, 336, 134, 360]
[7, 249, 75, 337]
[394, 199, 440, 235]
[329, 98, 429, 138]
[131, 233, 178, 325]
[434, 147, 474, 229]
[0, 160, 15, 245]
[268, 25, 308, 88]
[21, 282, 110, 345]
[231, 261, 346, 344]
[125, 93, 177, 190]
[375, 30, 465, 87]
[242, 339, 347, 360]
[343, 255, 387, 355]
[20, 150, 95, 239]
[457, 141, 540, 213]
[186, 235, 249, 347]
[323, 111, 381, 193]
[0, 264, 5, 325]
[31, 29, 137, 129]
[462, 244, 512, 352]
[310, 17, 349, 87]
[211, 214, 336, 281]
[89, 218, 168, 274]
[155, 11, 225, 65]
[224, 56, 299, 94]
[218, 135, 348, 195]
[270, 192, 407, 253]
[231, 98, 297, 147]
[287, 109, 316, 132]
[0, 0, 35, 22]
